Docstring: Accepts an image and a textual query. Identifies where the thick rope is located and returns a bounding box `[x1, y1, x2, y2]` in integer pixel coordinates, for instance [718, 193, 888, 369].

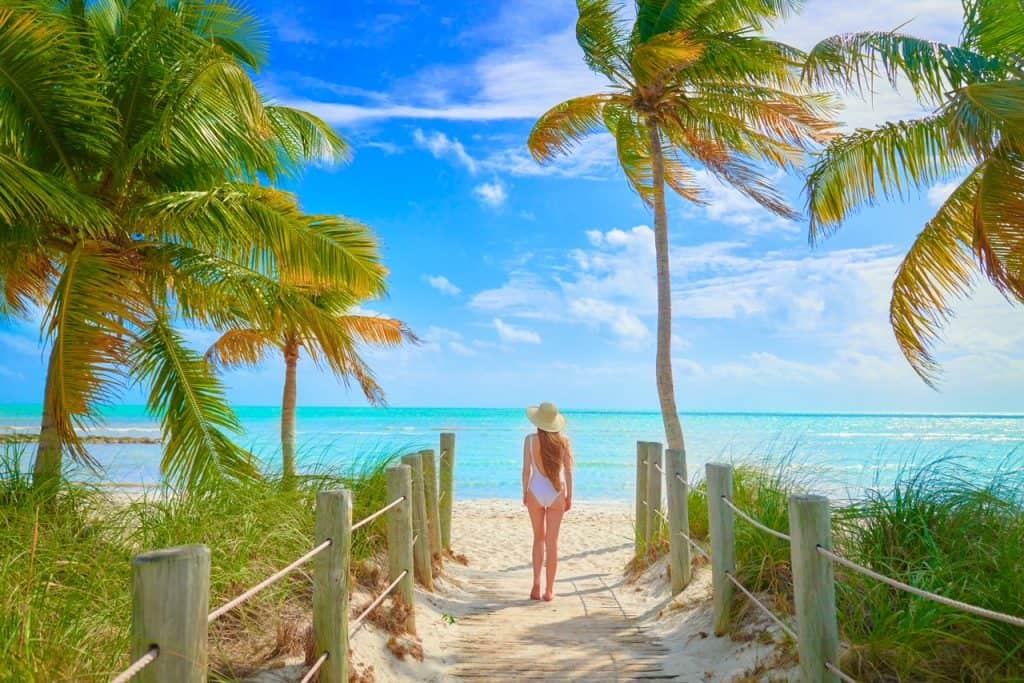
[110, 647, 158, 683]
[678, 530, 710, 560]
[350, 571, 409, 636]
[352, 496, 405, 532]
[653, 462, 664, 474]
[817, 546, 1024, 628]
[674, 473, 688, 488]
[721, 496, 791, 542]
[825, 661, 859, 683]
[208, 539, 332, 623]
[724, 571, 797, 641]
[300, 652, 328, 683]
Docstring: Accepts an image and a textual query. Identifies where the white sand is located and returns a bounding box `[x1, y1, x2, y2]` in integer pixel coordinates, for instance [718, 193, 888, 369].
[250, 499, 796, 682]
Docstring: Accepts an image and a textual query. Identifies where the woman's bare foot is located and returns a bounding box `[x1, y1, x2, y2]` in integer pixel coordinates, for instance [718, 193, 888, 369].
[542, 591, 554, 602]
[530, 586, 541, 600]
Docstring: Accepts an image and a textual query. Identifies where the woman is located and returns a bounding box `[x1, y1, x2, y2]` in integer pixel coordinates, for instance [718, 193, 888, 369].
[522, 401, 574, 602]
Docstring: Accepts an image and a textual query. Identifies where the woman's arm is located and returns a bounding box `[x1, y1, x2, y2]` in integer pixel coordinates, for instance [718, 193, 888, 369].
[522, 435, 531, 506]
[564, 440, 574, 512]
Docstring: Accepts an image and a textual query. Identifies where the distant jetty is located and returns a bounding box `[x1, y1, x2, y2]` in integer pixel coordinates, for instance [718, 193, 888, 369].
[0, 433, 161, 445]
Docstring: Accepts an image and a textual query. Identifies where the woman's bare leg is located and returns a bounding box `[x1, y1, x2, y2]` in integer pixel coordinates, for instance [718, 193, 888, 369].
[542, 496, 566, 601]
[526, 494, 546, 600]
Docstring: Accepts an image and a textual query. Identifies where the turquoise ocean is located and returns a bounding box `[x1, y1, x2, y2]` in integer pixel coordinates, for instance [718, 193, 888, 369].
[2, 405, 1022, 500]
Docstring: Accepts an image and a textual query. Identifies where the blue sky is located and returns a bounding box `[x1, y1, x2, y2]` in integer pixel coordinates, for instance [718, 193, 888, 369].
[3, 0, 1022, 413]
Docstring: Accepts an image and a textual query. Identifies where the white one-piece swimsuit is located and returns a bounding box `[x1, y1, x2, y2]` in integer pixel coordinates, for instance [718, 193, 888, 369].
[526, 434, 563, 508]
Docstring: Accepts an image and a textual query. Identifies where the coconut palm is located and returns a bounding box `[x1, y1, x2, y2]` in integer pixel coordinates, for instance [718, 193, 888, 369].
[802, 0, 1024, 384]
[0, 1, 387, 491]
[206, 294, 417, 486]
[528, 0, 835, 450]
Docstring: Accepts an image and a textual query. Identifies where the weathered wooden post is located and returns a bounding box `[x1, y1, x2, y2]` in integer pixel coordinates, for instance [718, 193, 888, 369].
[420, 448, 443, 561]
[131, 545, 210, 682]
[386, 464, 417, 634]
[789, 495, 840, 683]
[439, 432, 455, 551]
[665, 448, 691, 594]
[635, 441, 649, 557]
[313, 489, 351, 683]
[646, 442, 664, 548]
[707, 463, 735, 636]
[402, 453, 434, 590]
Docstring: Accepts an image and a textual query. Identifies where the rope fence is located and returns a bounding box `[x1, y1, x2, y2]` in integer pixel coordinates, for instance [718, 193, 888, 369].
[817, 546, 1024, 628]
[110, 647, 158, 683]
[208, 539, 332, 623]
[634, 445, 1024, 683]
[108, 433, 457, 683]
[720, 496, 791, 542]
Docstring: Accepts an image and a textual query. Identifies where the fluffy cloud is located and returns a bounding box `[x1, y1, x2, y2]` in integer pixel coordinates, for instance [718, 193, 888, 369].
[493, 317, 541, 344]
[413, 129, 478, 173]
[424, 274, 462, 296]
[473, 180, 508, 208]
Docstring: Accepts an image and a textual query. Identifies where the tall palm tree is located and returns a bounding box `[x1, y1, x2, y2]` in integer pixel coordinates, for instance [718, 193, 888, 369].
[206, 294, 417, 486]
[528, 0, 834, 450]
[802, 0, 1024, 384]
[0, 1, 387, 491]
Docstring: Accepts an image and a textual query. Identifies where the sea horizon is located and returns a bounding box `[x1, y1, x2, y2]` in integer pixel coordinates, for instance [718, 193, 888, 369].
[4, 405, 1021, 501]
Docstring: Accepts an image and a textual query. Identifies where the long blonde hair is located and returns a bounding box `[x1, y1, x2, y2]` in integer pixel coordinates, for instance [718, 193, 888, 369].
[537, 430, 569, 492]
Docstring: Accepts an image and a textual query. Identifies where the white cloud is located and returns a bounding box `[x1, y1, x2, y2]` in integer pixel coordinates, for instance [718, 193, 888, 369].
[420, 326, 479, 357]
[690, 170, 799, 236]
[412, 129, 478, 173]
[493, 317, 541, 344]
[927, 179, 963, 207]
[568, 298, 650, 346]
[424, 274, 462, 296]
[473, 180, 508, 208]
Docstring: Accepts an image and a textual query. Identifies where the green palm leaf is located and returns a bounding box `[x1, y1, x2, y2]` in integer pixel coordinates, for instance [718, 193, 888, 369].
[131, 315, 257, 490]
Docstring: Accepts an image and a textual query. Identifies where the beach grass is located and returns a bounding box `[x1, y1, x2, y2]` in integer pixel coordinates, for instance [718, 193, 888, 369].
[0, 444, 406, 681]
[681, 456, 1024, 682]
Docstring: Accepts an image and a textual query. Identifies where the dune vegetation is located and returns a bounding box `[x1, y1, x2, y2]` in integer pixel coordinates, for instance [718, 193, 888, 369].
[0, 445, 407, 681]
[669, 458, 1024, 682]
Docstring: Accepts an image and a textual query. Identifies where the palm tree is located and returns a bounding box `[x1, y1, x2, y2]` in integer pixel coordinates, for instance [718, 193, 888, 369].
[802, 0, 1024, 384]
[0, 1, 387, 491]
[206, 293, 417, 486]
[528, 0, 834, 450]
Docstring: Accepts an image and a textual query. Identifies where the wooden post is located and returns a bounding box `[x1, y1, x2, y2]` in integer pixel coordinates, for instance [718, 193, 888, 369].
[439, 432, 455, 551]
[313, 489, 351, 683]
[707, 463, 735, 636]
[402, 453, 434, 591]
[646, 442, 664, 548]
[131, 545, 209, 683]
[789, 495, 840, 683]
[420, 448, 442, 561]
[666, 448, 691, 594]
[386, 465, 417, 634]
[634, 441, 649, 557]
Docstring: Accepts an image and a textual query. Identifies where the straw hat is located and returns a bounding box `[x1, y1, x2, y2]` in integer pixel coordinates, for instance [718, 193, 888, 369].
[527, 401, 566, 433]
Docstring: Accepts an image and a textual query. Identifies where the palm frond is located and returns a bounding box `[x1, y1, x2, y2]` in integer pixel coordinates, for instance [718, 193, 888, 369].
[630, 30, 704, 84]
[174, 0, 268, 69]
[130, 314, 258, 490]
[962, 0, 1024, 64]
[889, 170, 983, 385]
[42, 244, 140, 466]
[205, 328, 274, 369]
[803, 31, 1006, 105]
[265, 105, 351, 168]
[691, 0, 805, 33]
[333, 315, 419, 346]
[0, 152, 111, 231]
[806, 113, 979, 242]
[971, 150, 1024, 300]
[0, 7, 117, 181]
[576, 0, 629, 79]
[528, 94, 611, 162]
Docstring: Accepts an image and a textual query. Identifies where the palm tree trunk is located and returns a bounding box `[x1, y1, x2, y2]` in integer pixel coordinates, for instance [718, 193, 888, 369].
[33, 345, 63, 494]
[647, 120, 686, 452]
[281, 337, 299, 488]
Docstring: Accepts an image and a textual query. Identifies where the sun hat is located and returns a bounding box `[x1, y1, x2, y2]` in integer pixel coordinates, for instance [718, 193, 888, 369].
[527, 401, 566, 433]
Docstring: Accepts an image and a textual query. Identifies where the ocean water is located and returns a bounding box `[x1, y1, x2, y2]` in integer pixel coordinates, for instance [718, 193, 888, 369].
[2, 405, 1022, 500]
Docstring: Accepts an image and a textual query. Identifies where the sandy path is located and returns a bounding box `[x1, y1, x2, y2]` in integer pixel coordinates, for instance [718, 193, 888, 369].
[443, 500, 679, 681]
